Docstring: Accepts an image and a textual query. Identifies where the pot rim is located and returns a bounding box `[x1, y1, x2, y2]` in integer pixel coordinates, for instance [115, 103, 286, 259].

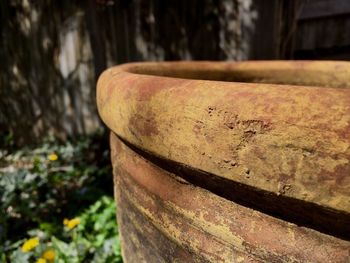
[104, 60, 350, 86]
[97, 61, 350, 229]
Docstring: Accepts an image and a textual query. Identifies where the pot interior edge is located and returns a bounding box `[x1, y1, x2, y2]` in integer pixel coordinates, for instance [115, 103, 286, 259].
[126, 61, 350, 89]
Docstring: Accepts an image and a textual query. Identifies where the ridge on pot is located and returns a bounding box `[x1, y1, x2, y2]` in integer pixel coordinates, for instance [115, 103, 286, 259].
[97, 61, 350, 262]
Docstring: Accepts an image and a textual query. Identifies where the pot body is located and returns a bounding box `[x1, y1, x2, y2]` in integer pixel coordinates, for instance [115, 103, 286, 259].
[98, 61, 350, 262]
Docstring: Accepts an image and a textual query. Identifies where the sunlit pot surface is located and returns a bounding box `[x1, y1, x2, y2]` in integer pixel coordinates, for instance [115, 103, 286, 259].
[97, 61, 350, 262]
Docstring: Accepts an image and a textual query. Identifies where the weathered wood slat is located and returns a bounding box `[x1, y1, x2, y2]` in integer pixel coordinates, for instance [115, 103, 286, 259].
[296, 17, 350, 50]
[299, 0, 350, 20]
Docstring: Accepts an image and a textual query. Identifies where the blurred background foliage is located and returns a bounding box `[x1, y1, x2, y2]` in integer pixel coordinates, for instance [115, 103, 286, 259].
[0, 129, 122, 262]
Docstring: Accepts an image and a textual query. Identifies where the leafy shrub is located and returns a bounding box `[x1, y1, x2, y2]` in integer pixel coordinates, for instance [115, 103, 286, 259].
[5, 196, 121, 263]
[0, 130, 122, 262]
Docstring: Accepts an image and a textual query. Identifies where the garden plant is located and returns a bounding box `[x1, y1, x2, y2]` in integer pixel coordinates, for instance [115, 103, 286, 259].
[0, 129, 122, 263]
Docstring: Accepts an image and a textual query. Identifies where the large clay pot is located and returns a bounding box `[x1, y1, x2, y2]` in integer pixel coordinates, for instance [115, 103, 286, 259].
[96, 61, 350, 262]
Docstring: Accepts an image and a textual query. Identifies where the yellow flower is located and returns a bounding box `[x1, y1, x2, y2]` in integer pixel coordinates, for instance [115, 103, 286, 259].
[21, 237, 39, 252]
[48, 153, 58, 161]
[64, 217, 80, 230]
[36, 258, 46, 263]
[63, 218, 69, 225]
[42, 249, 55, 261]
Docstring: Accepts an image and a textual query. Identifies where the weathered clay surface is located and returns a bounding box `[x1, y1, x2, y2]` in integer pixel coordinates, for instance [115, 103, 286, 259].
[97, 61, 350, 214]
[97, 61, 350, 262]
[111, 134, 350, 263]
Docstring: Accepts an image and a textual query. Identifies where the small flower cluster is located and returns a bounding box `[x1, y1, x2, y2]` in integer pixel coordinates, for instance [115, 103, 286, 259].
[63, 217, 81, 230]
[21, 237, 55, 263]
[20, 218, 80, 262]
[21, 237, 39, 252]
[37, 249, 55, 263]
[48, 153, 58, 161]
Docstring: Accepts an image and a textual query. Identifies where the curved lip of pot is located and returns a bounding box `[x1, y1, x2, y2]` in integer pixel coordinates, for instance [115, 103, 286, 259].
[96, 61, 350, 234]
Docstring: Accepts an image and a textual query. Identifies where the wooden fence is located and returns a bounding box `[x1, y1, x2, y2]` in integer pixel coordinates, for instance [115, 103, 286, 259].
[1, 0, 348, 145]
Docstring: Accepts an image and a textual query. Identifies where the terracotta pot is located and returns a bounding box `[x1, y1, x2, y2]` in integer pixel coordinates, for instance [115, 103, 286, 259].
[97, 61, 350, 262]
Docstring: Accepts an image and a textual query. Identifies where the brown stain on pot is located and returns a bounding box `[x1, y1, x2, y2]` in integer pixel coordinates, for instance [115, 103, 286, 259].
[129, 112, 160, 137]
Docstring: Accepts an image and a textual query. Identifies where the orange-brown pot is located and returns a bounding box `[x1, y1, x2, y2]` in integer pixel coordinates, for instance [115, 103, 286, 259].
[97, 61, 350, 262]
